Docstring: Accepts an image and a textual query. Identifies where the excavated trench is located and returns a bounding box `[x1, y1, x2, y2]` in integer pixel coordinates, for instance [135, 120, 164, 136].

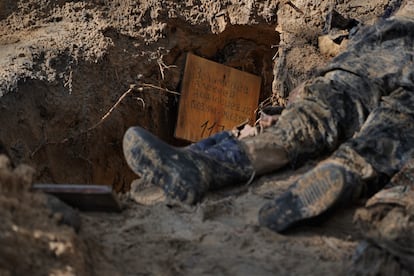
[0, 22, 279, 191]
[2, 1, 403, 275]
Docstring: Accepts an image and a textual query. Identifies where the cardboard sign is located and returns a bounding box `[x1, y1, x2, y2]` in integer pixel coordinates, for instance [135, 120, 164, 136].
[175, 53, 261, 142]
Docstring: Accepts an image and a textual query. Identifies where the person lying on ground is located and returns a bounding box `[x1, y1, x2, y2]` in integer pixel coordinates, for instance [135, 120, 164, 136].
[123, 2, 414, 235]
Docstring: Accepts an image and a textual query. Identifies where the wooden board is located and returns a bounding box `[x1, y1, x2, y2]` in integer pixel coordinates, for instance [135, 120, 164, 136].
[32, 183, 121, 212]
[175, 53, 261, 142]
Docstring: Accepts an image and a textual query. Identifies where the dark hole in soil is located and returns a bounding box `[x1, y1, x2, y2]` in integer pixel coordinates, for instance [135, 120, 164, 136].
[0, 22, 279, 192]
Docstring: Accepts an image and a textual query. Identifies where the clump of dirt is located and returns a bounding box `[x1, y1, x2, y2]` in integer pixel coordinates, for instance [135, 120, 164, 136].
[0, 154, 94, 275]
[272, 0, 392, 104]
[0, 0, 399, 275]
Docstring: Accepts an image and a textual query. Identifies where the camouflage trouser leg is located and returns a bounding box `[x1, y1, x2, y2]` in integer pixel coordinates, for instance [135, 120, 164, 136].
[258, 88, 414, 232]
[242, 17, 414, 173]
[339, 88, 414, 178]
[182, 130, 256, 191]
[242, 69, 380, 172]
[186, 131, 233, 152]
[321, 88, 414, 200]
[349, 95, 414, 273]
[352, 169, 414, 274]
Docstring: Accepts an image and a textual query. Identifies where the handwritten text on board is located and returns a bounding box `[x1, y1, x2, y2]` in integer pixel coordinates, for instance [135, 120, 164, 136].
[175, 53, 261, 142]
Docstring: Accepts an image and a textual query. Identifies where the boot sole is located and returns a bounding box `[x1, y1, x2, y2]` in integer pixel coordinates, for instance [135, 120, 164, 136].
[259, 164, 345, 232]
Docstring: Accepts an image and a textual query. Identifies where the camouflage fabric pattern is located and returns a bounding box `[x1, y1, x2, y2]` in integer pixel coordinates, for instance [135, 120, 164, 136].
[241, 16, 414, 182]
[350, 240, 412, 276]
[353, 183, 414, 273]
[187, 132, 255, 190]
[350, 150, 414, 274]
[389, 158, 414, 187]
[123, 127, 254, 204]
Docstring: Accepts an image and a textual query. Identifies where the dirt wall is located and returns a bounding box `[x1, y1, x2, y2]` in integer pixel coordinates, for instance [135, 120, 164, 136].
[0, 0, 281, 191]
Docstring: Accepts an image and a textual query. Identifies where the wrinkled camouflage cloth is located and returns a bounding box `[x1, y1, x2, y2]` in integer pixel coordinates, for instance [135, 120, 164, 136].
[242, 15, 414, 190]
[350, 240, 412, 276]
[352, 160, 414, 274]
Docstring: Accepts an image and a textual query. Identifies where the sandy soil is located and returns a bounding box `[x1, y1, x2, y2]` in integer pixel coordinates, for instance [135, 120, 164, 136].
[80, 165, 362, 275]
[0, 0, 397, 275]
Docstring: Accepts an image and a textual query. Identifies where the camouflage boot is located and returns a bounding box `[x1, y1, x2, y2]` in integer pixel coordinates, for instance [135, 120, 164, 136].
[259, 146, 381, 232]
[123, 126, 254, 204]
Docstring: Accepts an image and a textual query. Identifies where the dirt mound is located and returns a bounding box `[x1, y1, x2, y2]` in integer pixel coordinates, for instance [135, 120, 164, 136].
[0, 154, 94, 275]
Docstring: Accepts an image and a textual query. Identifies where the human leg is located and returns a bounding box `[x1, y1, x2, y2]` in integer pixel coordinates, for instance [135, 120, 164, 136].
[246, 15, 414, 171]
[259, 88, 414, 232]
[256, 17, 414, 231]
[123, 66, 397, 206]
[123, 126, 254, 204]
[258, 146, 379, 232]
[123, 16, 414, 204]
[185, 131, 233, 152]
